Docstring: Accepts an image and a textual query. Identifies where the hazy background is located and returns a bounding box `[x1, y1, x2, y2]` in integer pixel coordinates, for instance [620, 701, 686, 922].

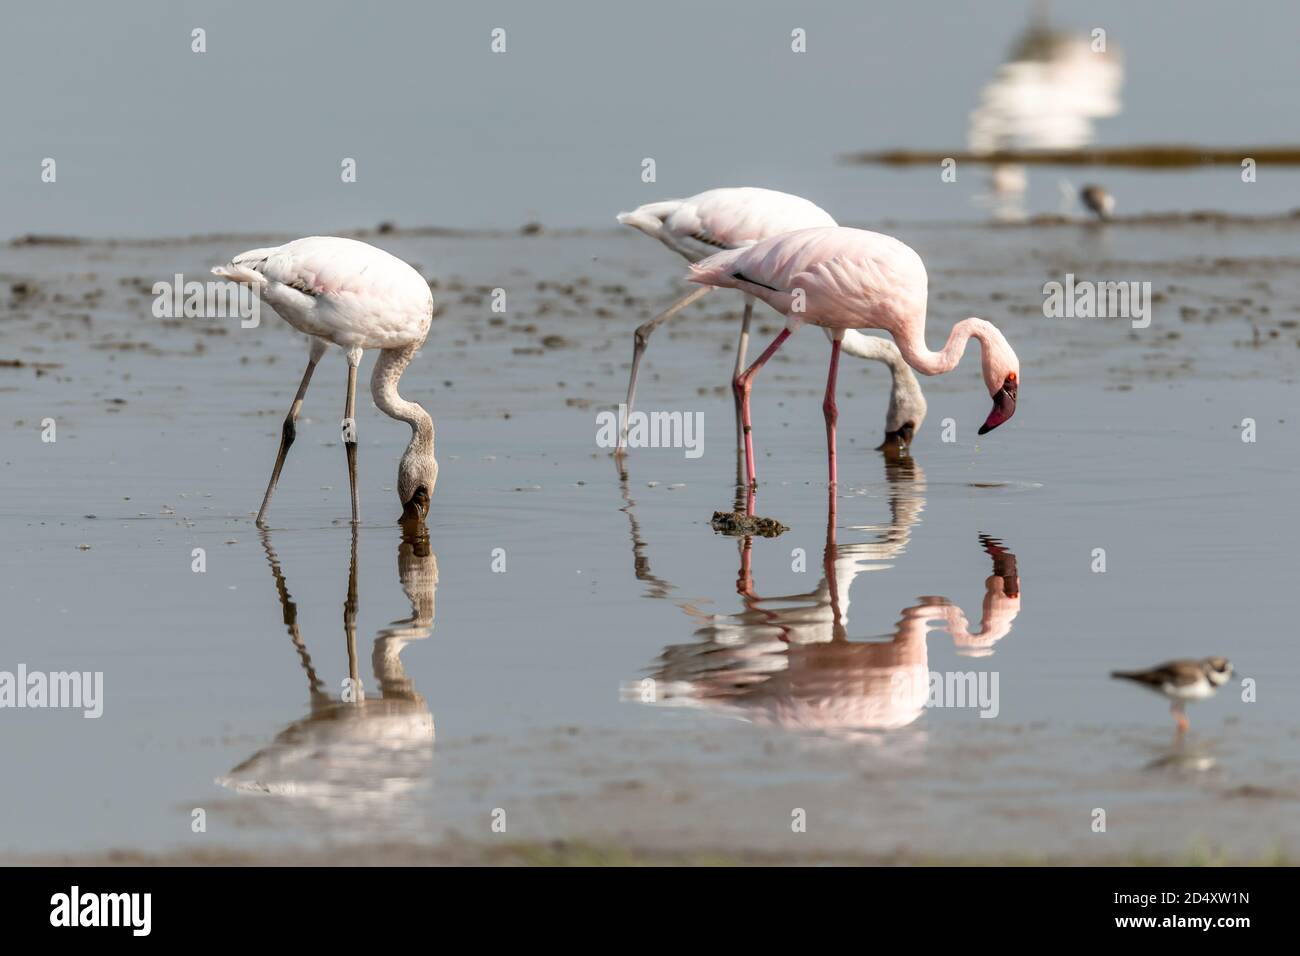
[3, 0, 1297, 239]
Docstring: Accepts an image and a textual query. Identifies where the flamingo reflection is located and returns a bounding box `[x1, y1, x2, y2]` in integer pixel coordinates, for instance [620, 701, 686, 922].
[620, 455, 1021, 732]
[216, 525, 436, 812]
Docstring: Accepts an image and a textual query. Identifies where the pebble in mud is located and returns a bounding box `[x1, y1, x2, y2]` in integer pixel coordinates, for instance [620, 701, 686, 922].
[710, 511, 789, 538]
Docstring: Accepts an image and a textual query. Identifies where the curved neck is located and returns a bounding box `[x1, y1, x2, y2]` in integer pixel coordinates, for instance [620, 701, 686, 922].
[839, 330, 926, 422]
[371, 345, 433, 453]
[895, 317, 997, 376]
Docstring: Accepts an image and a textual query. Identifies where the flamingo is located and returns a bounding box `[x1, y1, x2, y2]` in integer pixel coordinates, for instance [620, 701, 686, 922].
[687, 227, 1020, 499]
[212, 237, 437, 527]
[617, 187, 927, 450]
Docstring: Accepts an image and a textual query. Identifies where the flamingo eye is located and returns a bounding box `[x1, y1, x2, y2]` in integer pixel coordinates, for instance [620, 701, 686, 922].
[1007, 371, 1018, 383]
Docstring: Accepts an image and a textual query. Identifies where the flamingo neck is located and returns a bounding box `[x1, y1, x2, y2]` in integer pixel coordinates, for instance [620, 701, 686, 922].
[839, 330, 927, 430]
[896, 317, 989, 376]
[371, 345, 434, 453]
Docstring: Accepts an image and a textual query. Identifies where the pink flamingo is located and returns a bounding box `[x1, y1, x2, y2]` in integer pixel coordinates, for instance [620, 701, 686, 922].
[618, 188, 927, 450]
[688, 226, 1020, 500]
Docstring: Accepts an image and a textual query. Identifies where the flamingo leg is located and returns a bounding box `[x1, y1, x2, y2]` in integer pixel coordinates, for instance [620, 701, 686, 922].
[823, 486, 845, 638]
[343, 353, 361, 524]
[735, 328, 793, 504]
[737, 535, 755, 597]
[344, 523, 360, 698]
[255, 340, 327, 528]
[823, 336, 842, 489]
[731, 296, 754, 448]
[621, 285, 712, 449]
[733, 443, 746, 510]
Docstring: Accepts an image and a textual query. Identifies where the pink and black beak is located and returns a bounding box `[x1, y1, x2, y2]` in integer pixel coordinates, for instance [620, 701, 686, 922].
[978, 377, 1017, 435]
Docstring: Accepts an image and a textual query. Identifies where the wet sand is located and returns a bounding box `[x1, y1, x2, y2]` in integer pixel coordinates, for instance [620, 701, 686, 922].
[3, 219, 1300, 864]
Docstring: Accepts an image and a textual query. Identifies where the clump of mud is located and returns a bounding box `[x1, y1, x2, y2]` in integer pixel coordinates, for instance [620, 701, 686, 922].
[710, 511, 788, 538]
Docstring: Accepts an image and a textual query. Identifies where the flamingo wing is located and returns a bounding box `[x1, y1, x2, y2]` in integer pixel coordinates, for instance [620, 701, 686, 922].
[225, 237, 426, 301]
[689, 227, 928, 332]
[674, 187, 836, 250]
[621, 187, 835, 262]
[213, 237, 433, 350]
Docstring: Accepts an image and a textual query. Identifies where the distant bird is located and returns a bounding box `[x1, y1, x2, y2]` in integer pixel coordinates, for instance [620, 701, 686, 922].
[688, 227, 1020, 495]
[1111, 657, 1233, 733]
[213, 237, 437, 527]
[1080, 184, 1114, 221]
[617, 187, 927, 449]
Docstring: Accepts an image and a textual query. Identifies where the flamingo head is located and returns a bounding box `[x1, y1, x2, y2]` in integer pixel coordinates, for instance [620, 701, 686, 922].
[978, 327, 1020, 435]
[878, 421, 917, 452]
[881, 365, 927, 451]
[880, 395, 927, 452]
[398, 444, 437, 524]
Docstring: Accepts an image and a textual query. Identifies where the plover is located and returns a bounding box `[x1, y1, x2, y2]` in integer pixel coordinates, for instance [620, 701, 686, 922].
[1080, 184, 1115, 221]
[1111, 657, 1233, 732]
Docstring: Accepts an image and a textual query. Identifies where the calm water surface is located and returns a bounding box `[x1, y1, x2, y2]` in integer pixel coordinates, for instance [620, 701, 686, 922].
[2, 221, 1298, 860]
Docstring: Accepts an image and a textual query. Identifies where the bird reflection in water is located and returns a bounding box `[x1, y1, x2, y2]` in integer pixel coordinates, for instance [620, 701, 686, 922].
[216, 524, 436, 814]
[621, 452, 1022, 733]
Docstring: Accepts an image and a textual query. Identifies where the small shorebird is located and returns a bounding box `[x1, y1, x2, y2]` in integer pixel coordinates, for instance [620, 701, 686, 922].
[213, 237, 437, 527]
[1111, 657, 1233, 733]
[1080, 184, 1115, 221]
[618, 187, 927, 450]
[687, 227, 1020, 501]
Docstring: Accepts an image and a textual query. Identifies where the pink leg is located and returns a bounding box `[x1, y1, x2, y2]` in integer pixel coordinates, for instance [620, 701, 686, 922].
[733, 328, 792, 501]
[737, 536, 754, 597]
[823, 487, 845, 635]
[823, 337, 842, 488]
[1172, 702, 1189, 735]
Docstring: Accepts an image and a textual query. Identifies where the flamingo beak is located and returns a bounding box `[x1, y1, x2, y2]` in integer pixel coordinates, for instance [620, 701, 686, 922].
[400, 486, 430, 524]
[876, 421, 915, 452]
[978, 379, 1017, 435]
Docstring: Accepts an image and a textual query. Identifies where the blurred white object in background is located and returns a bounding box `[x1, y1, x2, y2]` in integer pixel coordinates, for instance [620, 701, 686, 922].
[968, 8, 1124, 219]
[968, 20, 1124, 155]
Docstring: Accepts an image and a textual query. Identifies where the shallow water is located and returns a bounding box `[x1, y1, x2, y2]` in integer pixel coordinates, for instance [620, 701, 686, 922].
[2, 221, 1299, 861]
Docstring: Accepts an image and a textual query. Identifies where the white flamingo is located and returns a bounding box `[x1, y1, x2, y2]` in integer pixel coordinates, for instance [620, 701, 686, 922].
[213, 237, 437, 526]
[618, 187, 927, 450]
